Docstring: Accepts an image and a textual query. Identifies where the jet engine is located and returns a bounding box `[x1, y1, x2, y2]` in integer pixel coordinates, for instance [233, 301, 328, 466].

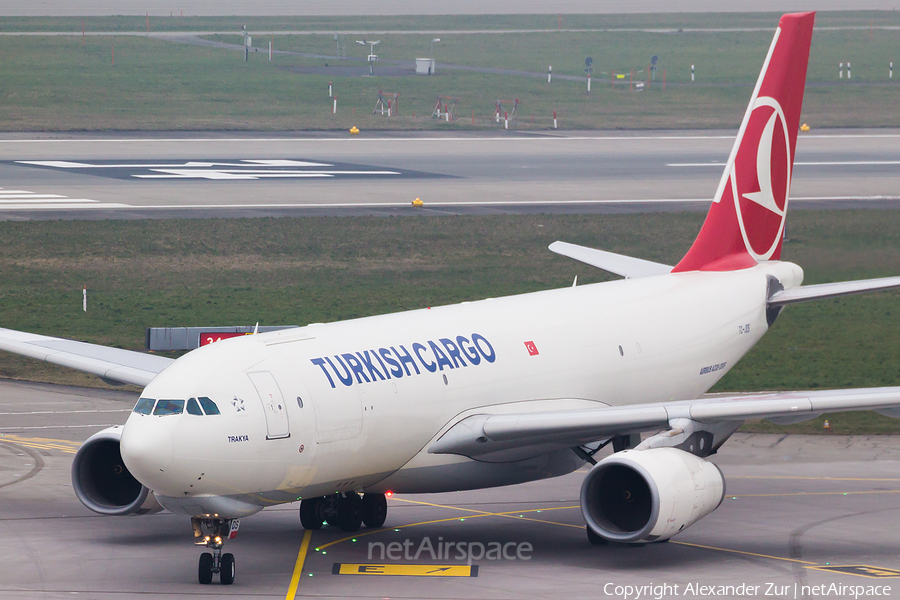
[581, 447, 724, 543]
[71, 426, 163, 515]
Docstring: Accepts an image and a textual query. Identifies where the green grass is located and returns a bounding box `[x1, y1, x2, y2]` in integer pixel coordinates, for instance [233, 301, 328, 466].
[1, 11, 898, 131]
[1, 12, 898, 33]
[0, 210, 899, 433]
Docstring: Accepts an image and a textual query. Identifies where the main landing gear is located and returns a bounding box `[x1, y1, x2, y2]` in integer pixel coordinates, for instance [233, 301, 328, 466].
[300, 492, 388, 531]
[192, 517, 236, 585]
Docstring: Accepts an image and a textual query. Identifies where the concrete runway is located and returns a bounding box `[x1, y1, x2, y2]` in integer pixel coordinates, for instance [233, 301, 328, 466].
[3, 379, 900, 599]
[0, 129, 898, 220]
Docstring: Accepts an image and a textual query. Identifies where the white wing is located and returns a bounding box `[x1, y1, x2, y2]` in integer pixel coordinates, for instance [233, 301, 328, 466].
[429, 387, 900, 461]
[0, 327, 173, 387]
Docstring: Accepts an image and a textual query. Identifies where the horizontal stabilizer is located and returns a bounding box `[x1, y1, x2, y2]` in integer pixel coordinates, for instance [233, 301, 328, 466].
[769, 276, 900, 306]
[0, 327, 172, 387]
[549, 241, 672, 279]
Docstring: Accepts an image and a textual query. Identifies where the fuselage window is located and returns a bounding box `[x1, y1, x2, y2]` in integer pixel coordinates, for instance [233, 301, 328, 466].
[133, 397, 156, 415]
[153, 399, 185, 416]
[198, 396, 220, 415]
[186, 398, 203, 415]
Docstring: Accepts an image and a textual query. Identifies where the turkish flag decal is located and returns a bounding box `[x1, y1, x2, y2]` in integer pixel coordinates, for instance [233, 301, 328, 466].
[524, 341, 539, 356]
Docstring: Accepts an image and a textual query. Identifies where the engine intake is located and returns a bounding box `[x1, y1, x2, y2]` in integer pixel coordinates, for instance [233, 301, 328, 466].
[581, 447, 724, 543]
[71, 426, 163, 516]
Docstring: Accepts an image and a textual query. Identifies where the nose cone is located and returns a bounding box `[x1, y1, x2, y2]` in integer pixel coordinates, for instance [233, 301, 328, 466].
[120, 413, 175, 490]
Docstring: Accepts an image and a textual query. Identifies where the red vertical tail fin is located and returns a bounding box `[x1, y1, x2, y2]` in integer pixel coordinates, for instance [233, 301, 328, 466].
[672, 12, 815, 273]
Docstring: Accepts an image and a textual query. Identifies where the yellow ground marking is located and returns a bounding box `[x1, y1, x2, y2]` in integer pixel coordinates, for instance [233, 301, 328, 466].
[304, 482, 900, 583]
[732, 475, 900, 482]
[284, 529, 312, 600]
[806, 565, 900, 579]
[314, 502, 581, 551]
[670, 541, 818, 565]
[0, 434, 81, 454]
[731, 490, 900, 498]
[333, 563, 477, 577]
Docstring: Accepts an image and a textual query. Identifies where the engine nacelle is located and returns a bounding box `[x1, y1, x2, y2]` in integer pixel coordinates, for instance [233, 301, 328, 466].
[71, 426, 163, 516]
[581, 447, 724, 543]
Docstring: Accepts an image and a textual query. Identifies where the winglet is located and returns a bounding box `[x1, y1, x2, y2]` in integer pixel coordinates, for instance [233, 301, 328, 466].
[672, 12, 815, 273]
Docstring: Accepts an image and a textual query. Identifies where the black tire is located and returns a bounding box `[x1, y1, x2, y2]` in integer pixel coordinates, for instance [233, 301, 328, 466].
[337, 492, 362, 532]
[198, 553, 213, 584]
[586, 527, 608, 545]
[361, 493, 387, 528]
[220, 553, 235, 585]
[300, 498, 323, 530]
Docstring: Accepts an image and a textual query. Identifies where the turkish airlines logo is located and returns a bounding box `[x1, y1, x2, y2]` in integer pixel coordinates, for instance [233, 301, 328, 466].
[731, 96, 791, 260]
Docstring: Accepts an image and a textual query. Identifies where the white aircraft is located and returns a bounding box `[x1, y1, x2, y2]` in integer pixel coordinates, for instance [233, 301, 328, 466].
[2, 11, 900, 586]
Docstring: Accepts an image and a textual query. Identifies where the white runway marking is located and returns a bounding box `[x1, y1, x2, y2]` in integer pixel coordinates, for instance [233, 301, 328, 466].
[0, 409, 130, 415]
[2, 133, 900, 144]
[1, 424, 122, 430]
[18, 159, 333, 168]
[0, 188, 128, 210]
[133, 169, 400, 179]
[670, 161, 900, 167]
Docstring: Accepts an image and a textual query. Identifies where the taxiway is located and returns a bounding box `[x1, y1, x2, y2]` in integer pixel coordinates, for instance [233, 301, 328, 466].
[2, 380, 900, 599]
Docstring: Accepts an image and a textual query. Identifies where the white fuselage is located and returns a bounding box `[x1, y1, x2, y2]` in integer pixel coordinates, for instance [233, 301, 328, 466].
[120, 261, 802, 518]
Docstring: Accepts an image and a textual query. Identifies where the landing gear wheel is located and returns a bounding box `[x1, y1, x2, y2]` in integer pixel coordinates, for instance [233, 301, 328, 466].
[586, 527, 608, 545]
[361, 493, 387, 528]
[198, 552, 213, 584]
[337, 492, 363, 532]
[220, 553, 235, 585]
[300, 498, 323, 530]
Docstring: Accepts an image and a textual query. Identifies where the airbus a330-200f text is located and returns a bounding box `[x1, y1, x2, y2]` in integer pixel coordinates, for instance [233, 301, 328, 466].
[2, 11, 899, 586]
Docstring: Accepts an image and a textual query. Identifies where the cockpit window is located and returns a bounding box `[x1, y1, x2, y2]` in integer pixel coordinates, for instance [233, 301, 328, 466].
[186, 398, 203, 415]
[198, 396, 220, 415]
[133, 397, 155, 415]
[153, 399, 185, 416]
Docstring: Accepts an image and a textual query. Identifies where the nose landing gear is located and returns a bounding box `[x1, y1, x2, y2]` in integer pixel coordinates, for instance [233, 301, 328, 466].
[192, 517, 237, 585]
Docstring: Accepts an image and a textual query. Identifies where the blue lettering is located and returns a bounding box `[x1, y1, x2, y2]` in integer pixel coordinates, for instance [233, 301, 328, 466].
[379, 347, 403, 378]
[457, 336, 480, 365]
[357, 350, 386, 381]
[413, 342, 437, 373]
[371, 349, 391, 380]
[310, 357, 336, 388]
[440, 338, 467, 368]
[326, 356, 353, 387]
[429, 340, 455, 371]
[394, 345, 420, 376]
[472, 333, 496, 363]
[342, 353, 370, 384]
[319, 335, 495, 390]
